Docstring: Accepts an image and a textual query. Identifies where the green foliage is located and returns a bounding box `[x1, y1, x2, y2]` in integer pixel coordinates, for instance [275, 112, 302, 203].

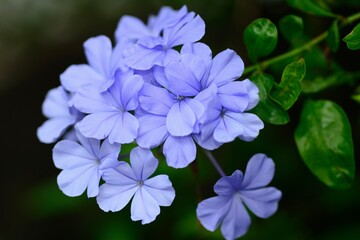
[326, 20, 340, 52]
[343, 23, 360, 50]
[270, 58, 306, 110]
[295, 100, 355, 189]
[279, 15, 304, 45]
[250, 74, 290, 125]
[287, 0, 337, 17]
[243, 18, 278, 62]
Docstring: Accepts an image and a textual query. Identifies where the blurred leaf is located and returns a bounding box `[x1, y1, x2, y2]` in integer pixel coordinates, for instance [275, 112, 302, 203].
[270, 59, 306, 110]
[326, 20, 340, 52]
[243, 18, 278, 62]
[250, 74, 290, 125]
[26, 181, 88, 218]
[352, 86, 360, 104]
[343, 23, 360, 50]
[295, 100, 355, 189]
[302, 69, 357, 93]
[279, 15, 304, 45]
[287, 0, 337, 17]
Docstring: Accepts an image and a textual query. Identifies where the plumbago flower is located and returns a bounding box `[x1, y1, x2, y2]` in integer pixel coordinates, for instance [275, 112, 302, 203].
[52, 131, 120, 197]
[196, 154, 282, 240]
[37, 5, 282, 239]
[97, 147, 175, 224]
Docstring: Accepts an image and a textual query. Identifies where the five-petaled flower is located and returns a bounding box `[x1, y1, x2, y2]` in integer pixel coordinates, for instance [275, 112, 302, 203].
[97, 147, 176, 224]
[196, 154, 282, 240]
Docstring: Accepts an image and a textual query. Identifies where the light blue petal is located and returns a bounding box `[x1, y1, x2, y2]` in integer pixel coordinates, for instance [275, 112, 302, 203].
[102, 162, 137, 184]
[196, 196, 231, 232]
[243, 79, 260, 110]
[137, 114, 169, 148]
[207, 49, 244, 87]
[115, 15, 151, 42]
[214, 170, 243, 196]
[163, 135, 196, 168]
[218, 82, 250, 113]
[227, 112, 264, 142]
[57, 165, 99, 197]
[41, 86, 71, 118]
[166, 101, 196, 137]
[241, 154, 275, 189]
[241, 187, 282, 219]
[213, 113, 244, 143]
[124, 45, 165, 70]
[166, 15, 205, 47]
[117, 72, 144, 111]
[37, 117, 76, 144]
[83, 35, 112, 78]
[60, 64, 105, 93]
[131, 187, 160, 224]
[108, 111, 139, 144]
[220, 196, 251, 240]
[138, 83, 175, 116]
[144, 175, 175, 206]
[130, 147, 158, 180]
[76, 112, 119, 141]
[181, 42, 212, 64]
[97, 182, 138, 212]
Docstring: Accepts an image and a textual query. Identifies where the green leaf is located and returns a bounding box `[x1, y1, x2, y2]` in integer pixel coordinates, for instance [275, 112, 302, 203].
[279, 15, 304, 45]
[287, 0, 337, 18]
[250, 74, 290, 125]
[270, 58, 306, 110]
[243, 18, 278, 62]
[295, 100, 355, 189]
[326, 20, 340, 52]
[343, 23, 360, 50]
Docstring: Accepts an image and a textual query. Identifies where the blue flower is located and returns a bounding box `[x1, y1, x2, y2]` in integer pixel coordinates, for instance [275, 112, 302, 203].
[52, 131, 121, 198]
[196, 154, 282, 240]
[96, 147, 175, 224]
[60, 35, 128, 93]
[37, 86, 83, 144]
[118, 6, 205, 70]
[72, 70, 143, 144]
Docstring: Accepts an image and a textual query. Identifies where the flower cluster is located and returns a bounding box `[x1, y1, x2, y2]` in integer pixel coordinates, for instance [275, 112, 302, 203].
[37, 5, 281, 239]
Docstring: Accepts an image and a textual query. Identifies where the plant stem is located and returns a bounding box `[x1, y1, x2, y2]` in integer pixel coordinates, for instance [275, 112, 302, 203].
[243, 11, 360, 76]
[203, 150, 226, 177]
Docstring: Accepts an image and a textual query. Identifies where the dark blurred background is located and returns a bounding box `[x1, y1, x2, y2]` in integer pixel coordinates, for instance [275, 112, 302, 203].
[1, 0, 360, 239]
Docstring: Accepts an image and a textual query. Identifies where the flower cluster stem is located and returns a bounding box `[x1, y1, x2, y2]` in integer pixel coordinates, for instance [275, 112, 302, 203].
[204, 150, 226, 177]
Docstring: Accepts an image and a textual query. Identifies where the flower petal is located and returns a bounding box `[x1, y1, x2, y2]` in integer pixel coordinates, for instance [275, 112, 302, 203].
[213, 113, 244, 143]
[218, 81, 250, 113]
[166, 15, 206, 47]
[227, 112, 264, 142]
[37, 117, 76, 144]
[144, 175, 175, 206]
[83, 35, 112, 78]
[76, 112, 119, 141]
[207, 49, 244, 87]
[241, 187, 282, 219]
[108, 111, 139, 144]
[97, 182, 138, 212]
[131, 187, 160, 224]
[243, 79, 260, 110]
[130, 147, 158, 180]
[115, 71, 144, 111]
[181, 42, 212, 65]
[124, 45, 165, 70]
[41, 86, 71, 118]
[115, 15, 151, 42]
[214, 170, 243, 196]
[137, 114, 169, 148]
[196, 196, 231, 232]
[60, 64, 106, 93]
[166, 101, 196, 137]
[241, 153, 275, 189]
[102, 162, 137, 184]
[139, 83, 175, 116]
[220, 196, 251, 240]
[163, 135, 196, 168]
